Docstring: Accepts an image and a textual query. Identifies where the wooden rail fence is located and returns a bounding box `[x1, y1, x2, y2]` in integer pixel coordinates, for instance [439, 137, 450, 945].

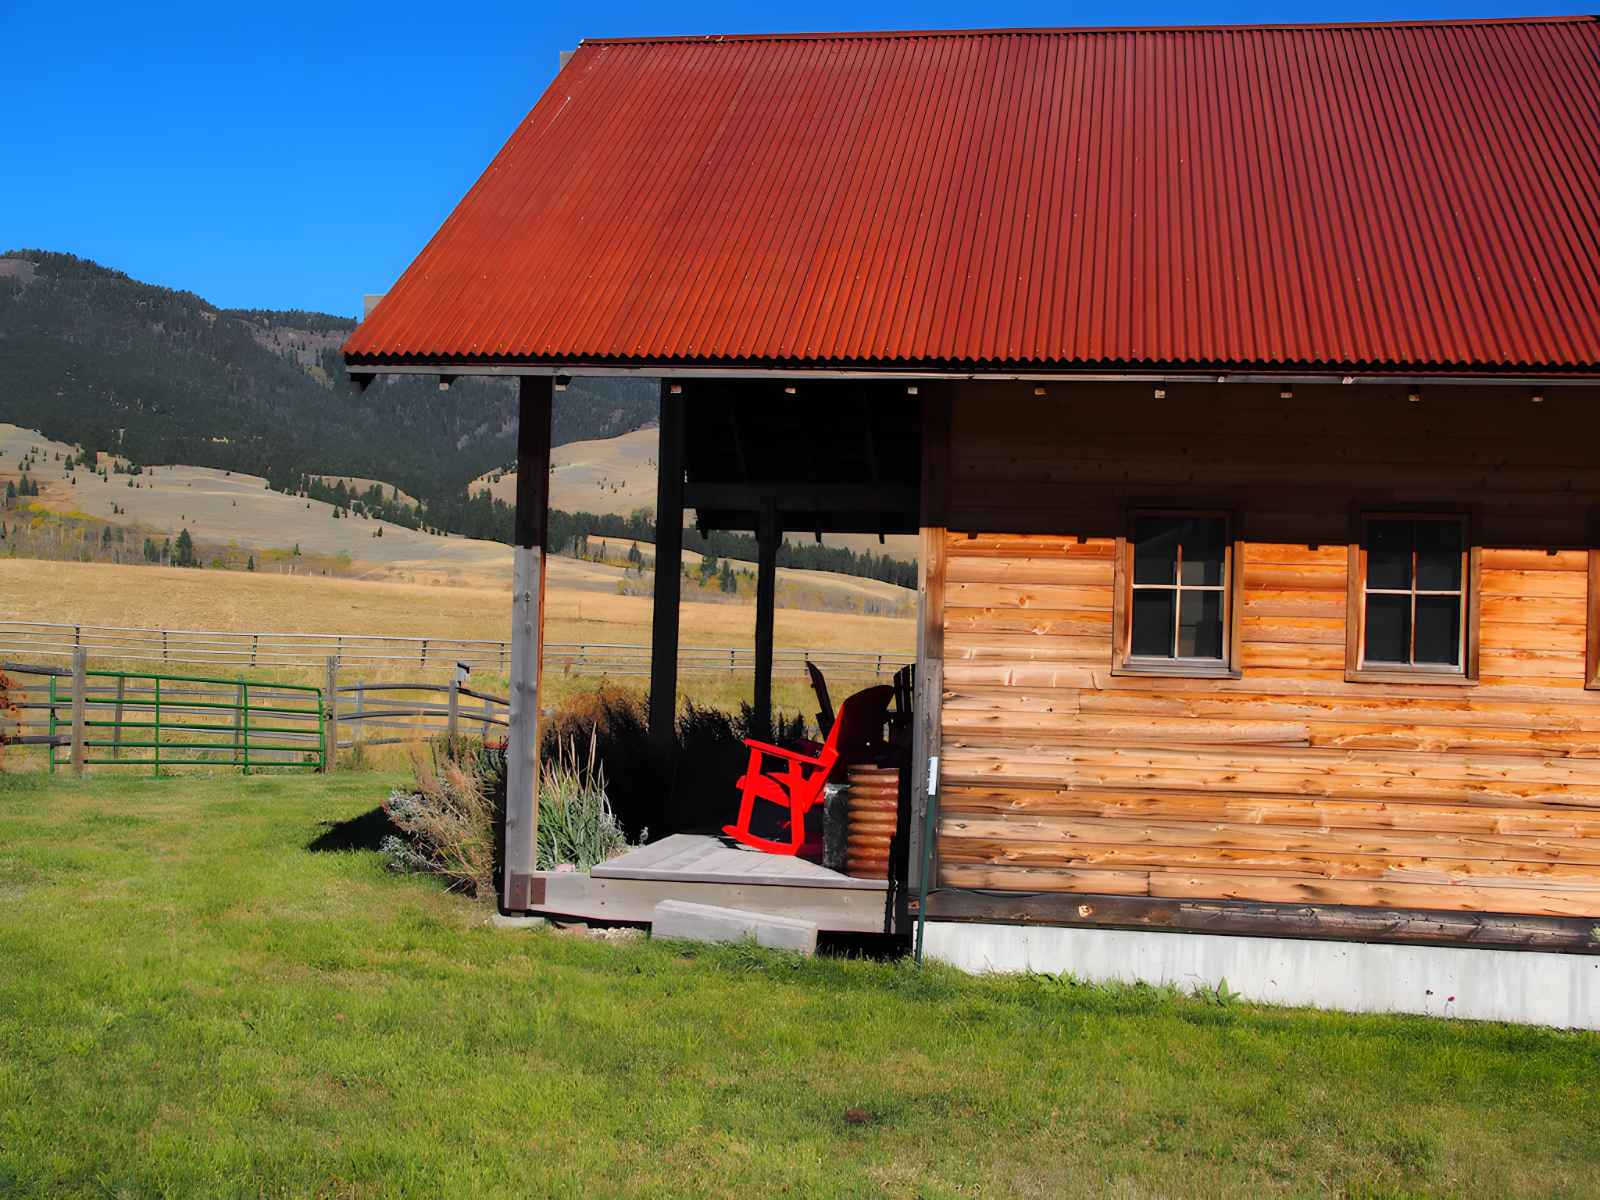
[0, 621, 900, 682]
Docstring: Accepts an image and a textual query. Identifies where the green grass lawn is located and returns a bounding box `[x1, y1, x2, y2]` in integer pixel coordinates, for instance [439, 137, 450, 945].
[1, 771, 1597, 1199]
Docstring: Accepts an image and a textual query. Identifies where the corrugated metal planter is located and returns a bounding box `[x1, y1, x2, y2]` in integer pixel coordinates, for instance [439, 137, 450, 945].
[845, 763, 900, 880]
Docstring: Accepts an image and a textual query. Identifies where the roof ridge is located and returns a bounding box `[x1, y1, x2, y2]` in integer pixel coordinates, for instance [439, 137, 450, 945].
[579, 15, 1599, 46]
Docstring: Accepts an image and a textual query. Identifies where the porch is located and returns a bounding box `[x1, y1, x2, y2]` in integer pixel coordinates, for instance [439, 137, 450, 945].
[520, 833, 894, 934]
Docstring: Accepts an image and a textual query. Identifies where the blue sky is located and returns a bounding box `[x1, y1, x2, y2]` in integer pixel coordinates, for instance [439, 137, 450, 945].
[3, 0, 1588, 316]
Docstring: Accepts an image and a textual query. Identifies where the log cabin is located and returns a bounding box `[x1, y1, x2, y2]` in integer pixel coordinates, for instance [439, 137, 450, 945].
[342, 17, 1600, 1026]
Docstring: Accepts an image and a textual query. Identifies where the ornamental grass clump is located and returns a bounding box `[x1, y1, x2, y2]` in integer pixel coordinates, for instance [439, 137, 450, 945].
[537, 728, 632, 872]
[381, 744, 498, 897]
[381, 728, 633, 896]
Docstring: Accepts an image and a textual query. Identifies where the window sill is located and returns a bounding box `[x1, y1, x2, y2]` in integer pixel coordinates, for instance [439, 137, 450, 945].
[1114, 659, 1241, 681]
[1346, 667, 1476, 687]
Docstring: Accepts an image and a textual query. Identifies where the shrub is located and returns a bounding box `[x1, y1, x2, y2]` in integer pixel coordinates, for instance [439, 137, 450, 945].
[381, 743, 497, 896]
[0, 669, 14, 768]
[381, 732, 634, 894]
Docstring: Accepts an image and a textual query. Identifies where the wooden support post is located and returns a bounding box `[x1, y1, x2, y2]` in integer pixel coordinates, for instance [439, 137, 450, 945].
[231, 681, 245, 765]
[649, 382, 685, 751]
[504, 375, 552, 913]
[908, 388, 951, 902]
[447, 673, 460, 746]
[753, 495, 780, 741]
[323, 656, 339, 773]
[70, 647, 87, 777]
[111, 674, 126, 761]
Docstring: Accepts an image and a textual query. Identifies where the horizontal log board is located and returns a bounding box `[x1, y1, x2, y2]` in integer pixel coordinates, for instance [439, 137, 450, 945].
[918, 891, 1600, 953]
[931, 381, 1600, 924]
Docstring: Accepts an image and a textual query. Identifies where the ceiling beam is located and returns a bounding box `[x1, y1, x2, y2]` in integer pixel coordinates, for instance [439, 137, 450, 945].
[683, 482, 917, 514]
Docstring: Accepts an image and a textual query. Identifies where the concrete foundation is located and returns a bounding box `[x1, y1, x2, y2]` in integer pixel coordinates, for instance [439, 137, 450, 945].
[924, 921, 1600, 1030]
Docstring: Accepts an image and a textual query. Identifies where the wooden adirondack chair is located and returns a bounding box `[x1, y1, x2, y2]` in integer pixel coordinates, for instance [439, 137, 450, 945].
[722, 684, 893, 856]
[805, 659, 835, 737]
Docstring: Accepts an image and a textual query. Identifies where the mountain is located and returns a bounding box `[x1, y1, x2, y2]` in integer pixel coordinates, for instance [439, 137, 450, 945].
[0, 251, 658, 509]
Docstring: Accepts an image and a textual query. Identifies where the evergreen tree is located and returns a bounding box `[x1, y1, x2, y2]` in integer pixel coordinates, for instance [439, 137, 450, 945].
[173, 528, 197, 567]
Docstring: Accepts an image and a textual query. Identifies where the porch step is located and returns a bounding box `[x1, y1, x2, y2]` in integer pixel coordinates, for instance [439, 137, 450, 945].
[651, 899, 819, 956]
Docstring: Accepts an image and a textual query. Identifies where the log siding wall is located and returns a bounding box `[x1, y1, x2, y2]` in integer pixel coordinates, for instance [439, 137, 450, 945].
[936, 382, 1600, 919]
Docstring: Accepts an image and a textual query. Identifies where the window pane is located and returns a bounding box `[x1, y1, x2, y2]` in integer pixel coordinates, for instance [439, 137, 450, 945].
[1415, 520, 1463, 591]
[1178, 590, 1224, 659]
[1365, 594, 1410, 664]
[1367, 520, 1412, 590]
[1178, 518, 1226, 586]
[1415, 595, 1462, 666]
[1133, 517, 1182, 585]
[1131, 589, 1175, 657]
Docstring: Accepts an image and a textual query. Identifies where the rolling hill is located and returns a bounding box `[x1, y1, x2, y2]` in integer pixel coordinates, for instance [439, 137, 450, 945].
[474, 424, 920, 561]
[0, 251, 658, 515]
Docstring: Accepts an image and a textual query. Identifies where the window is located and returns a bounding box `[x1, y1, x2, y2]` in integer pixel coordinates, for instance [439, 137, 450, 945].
[1348, 514, 1477, 682]
[1115, 512, 1239, 676]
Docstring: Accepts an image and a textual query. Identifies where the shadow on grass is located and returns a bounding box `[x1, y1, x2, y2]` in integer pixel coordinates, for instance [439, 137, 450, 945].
[306, 805, 400, 853]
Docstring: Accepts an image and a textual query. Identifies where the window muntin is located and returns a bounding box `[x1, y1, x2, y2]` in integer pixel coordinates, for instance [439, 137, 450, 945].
[1127, 515, 1229, 663]
[1359, 516, 1468, 672]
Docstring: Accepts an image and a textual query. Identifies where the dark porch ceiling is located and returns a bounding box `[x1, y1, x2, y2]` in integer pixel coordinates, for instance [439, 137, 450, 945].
[681, 379, 921, 535]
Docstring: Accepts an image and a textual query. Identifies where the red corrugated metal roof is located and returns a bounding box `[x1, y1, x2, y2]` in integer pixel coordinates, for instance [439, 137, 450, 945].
[344, 18, 1600, 374]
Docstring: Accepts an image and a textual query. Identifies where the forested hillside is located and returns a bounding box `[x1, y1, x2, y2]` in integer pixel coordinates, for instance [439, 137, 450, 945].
[0, 251, 658, 516]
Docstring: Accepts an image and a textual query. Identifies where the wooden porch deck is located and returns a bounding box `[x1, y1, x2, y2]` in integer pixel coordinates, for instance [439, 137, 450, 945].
[524, 833, 895, 934]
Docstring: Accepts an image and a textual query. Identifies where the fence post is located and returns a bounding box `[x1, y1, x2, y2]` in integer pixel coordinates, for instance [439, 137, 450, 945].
[480, 696, 492, 741]
[232, 681, 245, 765]
[70, 648, 87, 777]
[447, 673, 460, 747]
[48, 675, 57, 773]
[323, 657, 339, 772]
[111, 675, 126, 760]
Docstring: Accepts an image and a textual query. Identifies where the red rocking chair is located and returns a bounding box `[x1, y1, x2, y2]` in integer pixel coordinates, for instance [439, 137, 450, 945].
[722, 685, 894, 856]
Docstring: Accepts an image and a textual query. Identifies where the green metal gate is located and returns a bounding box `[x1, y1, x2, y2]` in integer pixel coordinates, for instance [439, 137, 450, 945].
[48, 669, 325, 776]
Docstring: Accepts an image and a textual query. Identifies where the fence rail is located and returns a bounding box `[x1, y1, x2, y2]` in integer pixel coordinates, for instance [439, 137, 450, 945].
[331, 680, 508, 748]
[2, 659, 506, 769]
[0, 621, 902, 681]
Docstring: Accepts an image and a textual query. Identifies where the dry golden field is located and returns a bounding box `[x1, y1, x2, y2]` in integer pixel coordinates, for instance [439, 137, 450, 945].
[0, 422, 916, 726]
[0, 558, 912, 652]
[0, 558, 914, 726]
